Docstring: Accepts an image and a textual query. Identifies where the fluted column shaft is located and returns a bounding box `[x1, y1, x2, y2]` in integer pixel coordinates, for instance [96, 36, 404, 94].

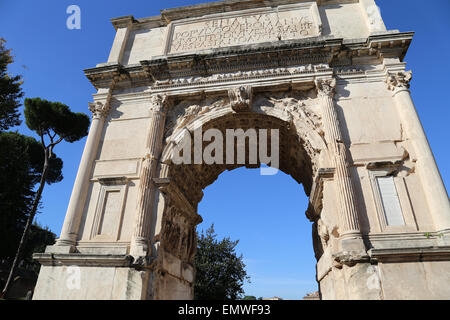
[387, 71, 450, 231]
[57, 102, 110, 246]
[130, 94, 170, 256]
[316, 79, 361, 235]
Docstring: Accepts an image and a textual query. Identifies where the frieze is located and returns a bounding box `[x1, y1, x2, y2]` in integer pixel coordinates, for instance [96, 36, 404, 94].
[153, 64, 329, 89]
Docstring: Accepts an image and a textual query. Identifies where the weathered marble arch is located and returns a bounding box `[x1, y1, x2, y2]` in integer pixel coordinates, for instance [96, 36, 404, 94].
[33, 0, 450, 300]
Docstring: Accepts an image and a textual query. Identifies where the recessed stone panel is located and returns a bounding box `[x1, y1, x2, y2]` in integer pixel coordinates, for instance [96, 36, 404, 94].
[165, 3, 322, 54]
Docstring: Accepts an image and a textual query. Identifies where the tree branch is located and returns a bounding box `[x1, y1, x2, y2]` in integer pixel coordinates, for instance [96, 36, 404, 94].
[38, 127, 46, 148]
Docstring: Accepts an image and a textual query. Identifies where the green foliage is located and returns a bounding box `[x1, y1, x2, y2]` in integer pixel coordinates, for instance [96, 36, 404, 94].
[0, 131, 62, 259]
[23, 222, 56, 261]
[243, 295, 257, 300]
[194, 225, 250, 300]
[0, 38, 24, 131]
[24, 97, 90, 143]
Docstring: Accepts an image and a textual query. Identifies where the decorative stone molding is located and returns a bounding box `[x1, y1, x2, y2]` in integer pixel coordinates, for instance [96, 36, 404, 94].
[332, 251, 370, 266]
[153, 65, 320, 89]
[84, 32, 413, 92]
[369, 246, 450, 263]
[163, 96, 228, 139]
[315, 78, 336, 98]
[98, 176, 129, 186]
[110, 15, 135, 30]
[228, 86, 253, 113]
[33, 253, 134, 267]
[88, 101, 110, 119]
[90, 176, 129, 242]
[386, 71, 412, 92]
[149, 93, 172, 114]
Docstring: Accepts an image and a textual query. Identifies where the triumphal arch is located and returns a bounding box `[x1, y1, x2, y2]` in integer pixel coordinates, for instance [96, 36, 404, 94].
[34, 0, 450, 299]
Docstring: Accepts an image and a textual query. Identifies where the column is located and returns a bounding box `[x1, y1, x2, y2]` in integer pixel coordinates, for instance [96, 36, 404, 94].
[315, 78, 361, 236]
[57, 101, 111, 246]
[387, 71, 450, 231]
[130, 94, 171, 257]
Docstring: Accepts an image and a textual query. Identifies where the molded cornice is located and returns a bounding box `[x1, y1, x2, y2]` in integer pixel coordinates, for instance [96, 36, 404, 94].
[84, 32, 413, 90]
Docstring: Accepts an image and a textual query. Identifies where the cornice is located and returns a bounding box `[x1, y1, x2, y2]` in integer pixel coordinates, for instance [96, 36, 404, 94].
[33, 252, 134, 267]
[369, 246, 450, 263]
[84, 32, 413, 92]
[85, 63, 127, 90]
[110, 15, 135, 30]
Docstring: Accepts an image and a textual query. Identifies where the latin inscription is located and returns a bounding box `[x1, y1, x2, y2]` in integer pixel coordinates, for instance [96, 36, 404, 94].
[168, 10, 318, 54]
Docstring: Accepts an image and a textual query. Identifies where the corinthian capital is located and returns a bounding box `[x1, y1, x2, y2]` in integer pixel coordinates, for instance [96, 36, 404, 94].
[150, 94, 171, 113]
[88, 101, 110, 119]
[386, 71, 412, 92]
[315, 78, 336, 98]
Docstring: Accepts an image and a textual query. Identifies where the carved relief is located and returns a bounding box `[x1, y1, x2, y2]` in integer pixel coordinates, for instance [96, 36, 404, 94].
[228, 86, 252, 113]
[253, 90, 324, 174]
[153, 65, 325, 88]
[161, 203, 197, 262]
[164, 97, 228, 139]
[254, 90, 318, 120]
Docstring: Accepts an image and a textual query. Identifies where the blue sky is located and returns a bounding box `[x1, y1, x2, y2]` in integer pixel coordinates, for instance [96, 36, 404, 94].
[1, 1, 449, 299]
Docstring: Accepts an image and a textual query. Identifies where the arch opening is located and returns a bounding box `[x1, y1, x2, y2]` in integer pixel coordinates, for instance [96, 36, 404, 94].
[167, 112, 314, 209]
[153, 90, 327, 299]
[159, 89, 326, 210]
[197, 166, 318, 299]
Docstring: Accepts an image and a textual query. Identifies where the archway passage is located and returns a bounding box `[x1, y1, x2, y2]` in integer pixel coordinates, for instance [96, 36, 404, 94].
[168, 112, 314, 209]
[197, 166, 318, 300]
[153, 91, 325, 299]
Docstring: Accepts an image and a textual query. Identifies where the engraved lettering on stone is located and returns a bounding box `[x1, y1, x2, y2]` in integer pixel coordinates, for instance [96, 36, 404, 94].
[169, 11, 316, 53]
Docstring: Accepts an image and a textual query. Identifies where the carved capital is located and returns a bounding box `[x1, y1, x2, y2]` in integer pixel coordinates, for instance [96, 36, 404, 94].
[386, 71, 412, 92]
[150, 94, 171, 113]
[315, 78, 336, 98]
[228, 86, 252, 112]
[88, 101, 110, 119]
